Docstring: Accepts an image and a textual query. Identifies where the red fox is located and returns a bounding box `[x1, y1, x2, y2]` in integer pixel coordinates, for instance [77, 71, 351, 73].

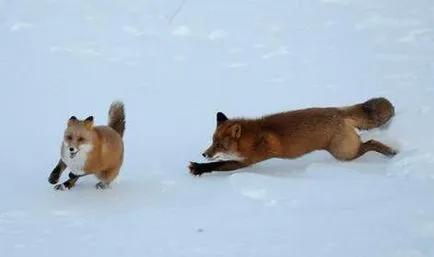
[48, 101, 125, 190]
[189, 97, 398, 176]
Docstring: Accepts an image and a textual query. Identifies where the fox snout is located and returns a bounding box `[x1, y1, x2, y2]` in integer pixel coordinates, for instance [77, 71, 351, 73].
[66, 146, 79, 158]
[202, 147, 217, 160]
[202, 152, 211, 158]
[202, 151, 211, 159]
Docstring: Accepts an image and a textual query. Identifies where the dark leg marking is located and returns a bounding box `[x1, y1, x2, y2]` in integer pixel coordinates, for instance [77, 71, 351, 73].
[48, 159, 67, 184]
[54, 173, 88, 191]
[189, 161, 249, 176]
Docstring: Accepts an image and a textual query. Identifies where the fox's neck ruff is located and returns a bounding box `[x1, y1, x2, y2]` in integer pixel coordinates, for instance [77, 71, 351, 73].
[61, 142, 93, 176]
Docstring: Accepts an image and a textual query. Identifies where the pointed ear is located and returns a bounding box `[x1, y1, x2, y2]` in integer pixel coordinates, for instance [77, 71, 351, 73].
[217, 112, 228, 126]
[83, 116, 94, 129]
[67, 116, 77, 126]
[230, 124, 242, 139]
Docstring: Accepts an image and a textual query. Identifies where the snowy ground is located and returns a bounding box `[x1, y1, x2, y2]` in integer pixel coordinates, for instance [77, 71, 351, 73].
[1, 0, 434, 256]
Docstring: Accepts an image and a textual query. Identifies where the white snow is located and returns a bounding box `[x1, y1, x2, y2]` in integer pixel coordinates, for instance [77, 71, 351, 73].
[172, 25, 191, 36]
[1, 0, 434, 256]
[208, 29, 226, 41]
[9, 22, 34, 32]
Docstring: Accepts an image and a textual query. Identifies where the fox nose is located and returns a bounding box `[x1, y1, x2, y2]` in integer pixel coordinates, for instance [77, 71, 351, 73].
[202, 153, 207, 158]
[69, 147, 74, 152]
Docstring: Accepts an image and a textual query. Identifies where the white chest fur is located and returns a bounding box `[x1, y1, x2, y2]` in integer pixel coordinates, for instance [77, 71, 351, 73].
[61, 143, 93, 176]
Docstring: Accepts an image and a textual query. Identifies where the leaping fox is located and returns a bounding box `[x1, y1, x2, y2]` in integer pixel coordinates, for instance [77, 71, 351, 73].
[189, 97, 397, 176]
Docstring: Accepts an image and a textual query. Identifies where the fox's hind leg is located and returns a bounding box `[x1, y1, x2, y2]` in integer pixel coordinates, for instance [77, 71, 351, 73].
[95, 167, 121, 189]
[328, 124, 397, 161]
[327, 127, 361, 161]
[357, 140, 398, 158]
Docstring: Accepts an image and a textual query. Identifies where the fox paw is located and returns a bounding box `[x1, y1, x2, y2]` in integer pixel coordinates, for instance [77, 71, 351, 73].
[189, 162, 204, 176]
[95, 182, 110, 190]
[53, 184, 66, 191]
[388, 148, 399, 157]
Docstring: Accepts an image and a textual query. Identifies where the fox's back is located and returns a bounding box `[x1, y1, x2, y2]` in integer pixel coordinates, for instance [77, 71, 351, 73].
[262, 107, 343, 134]
[257, 107, 346, 156]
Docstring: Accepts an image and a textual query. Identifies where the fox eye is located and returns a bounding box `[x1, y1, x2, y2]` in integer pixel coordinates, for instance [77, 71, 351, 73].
[66, 135, 72, 140]
[78, 137, 85, 142]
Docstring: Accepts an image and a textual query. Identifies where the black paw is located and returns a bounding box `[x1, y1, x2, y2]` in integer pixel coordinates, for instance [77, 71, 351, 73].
[95, 182, 110, 190]
[53, 184, 66, 191]
[68, 172, 79, 179]
[388, 148, 399, 157]
[189, 162, 207, 176]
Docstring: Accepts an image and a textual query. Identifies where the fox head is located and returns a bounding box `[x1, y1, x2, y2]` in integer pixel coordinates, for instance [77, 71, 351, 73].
[63, 116, 94, 158]
[202, 112, 245, 161]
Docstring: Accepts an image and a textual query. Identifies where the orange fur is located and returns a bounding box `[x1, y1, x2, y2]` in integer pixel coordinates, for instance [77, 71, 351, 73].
[189, 97, 397, 176]
[48, 101, 125, 190]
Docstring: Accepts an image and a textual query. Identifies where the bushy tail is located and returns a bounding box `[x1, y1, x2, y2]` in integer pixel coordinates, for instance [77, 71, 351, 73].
[108, 101, 125, 137]
[342, 97, 395, 130]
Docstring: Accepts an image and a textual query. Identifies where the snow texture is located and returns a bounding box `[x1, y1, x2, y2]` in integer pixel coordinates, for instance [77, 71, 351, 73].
[1, 0, 434, 256]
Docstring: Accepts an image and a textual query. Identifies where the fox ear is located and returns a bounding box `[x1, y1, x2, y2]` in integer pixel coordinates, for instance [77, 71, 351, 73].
[217, 112, 228, 126]
[83, 116, 94, 129]
[67, 116, 77, 126]
[230, 124, 242, 139]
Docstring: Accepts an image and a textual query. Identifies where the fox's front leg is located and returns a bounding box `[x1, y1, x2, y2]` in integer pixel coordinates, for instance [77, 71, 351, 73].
[48, 159, 67, 184]
[189, 161, 249, 176]
[54, 173, 87, 191]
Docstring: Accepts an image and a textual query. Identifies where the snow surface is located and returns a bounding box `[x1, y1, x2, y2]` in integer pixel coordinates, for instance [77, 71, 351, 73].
[1, 0, 434, 256]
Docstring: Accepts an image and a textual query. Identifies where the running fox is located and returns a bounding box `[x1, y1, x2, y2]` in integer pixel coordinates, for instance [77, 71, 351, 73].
[48, 101, 126, 190]
[189, 97, 397, 176]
